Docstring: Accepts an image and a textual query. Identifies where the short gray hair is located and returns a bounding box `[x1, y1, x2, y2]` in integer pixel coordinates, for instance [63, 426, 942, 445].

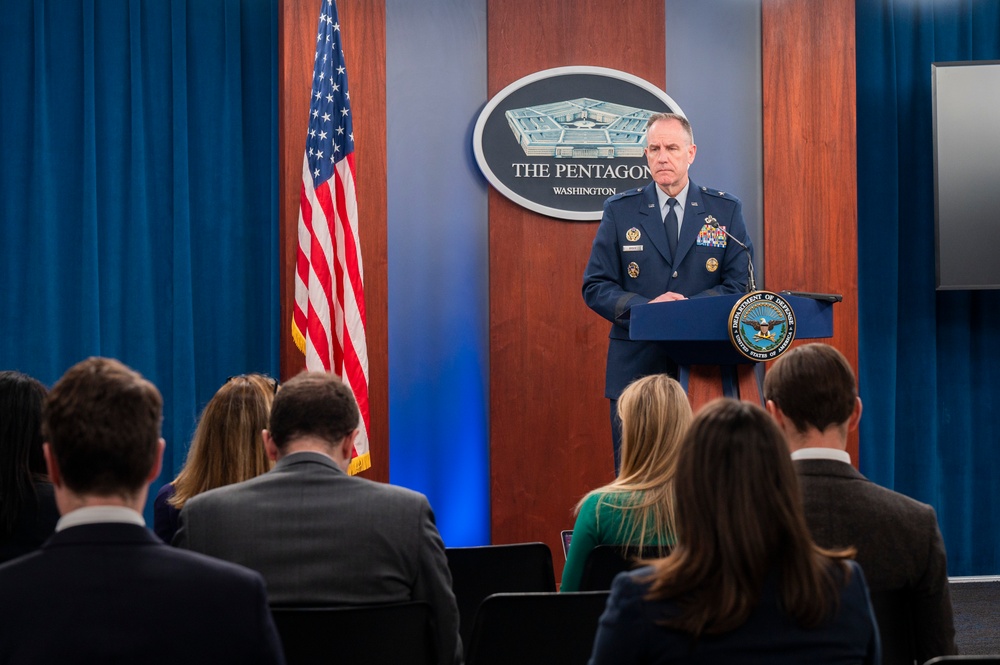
[645, 113, 694, 145]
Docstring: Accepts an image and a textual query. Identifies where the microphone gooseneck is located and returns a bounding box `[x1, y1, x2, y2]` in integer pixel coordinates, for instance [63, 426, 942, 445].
[708, 219, 756, 293]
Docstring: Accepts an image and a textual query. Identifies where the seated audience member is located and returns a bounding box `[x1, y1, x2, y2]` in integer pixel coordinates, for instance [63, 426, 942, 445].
[154, 373, 275, 543]
[561, 374, 691, 592]
[589, 399, 880, 665]
[763, 342, 956, 664]
[175, 371, 461, 665]
[0, 371, 59, 563]
[0, 358, 284, 664]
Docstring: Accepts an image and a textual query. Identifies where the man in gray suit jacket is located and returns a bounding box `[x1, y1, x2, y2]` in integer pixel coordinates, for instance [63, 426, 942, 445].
[175, 371, 461, 665]
[764, 343, 956, 665]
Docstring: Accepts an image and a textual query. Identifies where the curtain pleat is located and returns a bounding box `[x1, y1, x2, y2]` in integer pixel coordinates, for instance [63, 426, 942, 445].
[0, 0, 279, 522]
[857, 0, 1000, 575]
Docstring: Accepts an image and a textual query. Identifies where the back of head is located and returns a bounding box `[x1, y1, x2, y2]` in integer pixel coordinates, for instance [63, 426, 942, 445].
[170, 373, 276, 508]
[601, 374, 692, 550]
[649, 398, 850, 635]
[617, 374, 692, 484]
[0, 371, 48, 534]
[268, 371, 358, 451]
[763, 343, 857, 433]
[42, 358, 162, 498]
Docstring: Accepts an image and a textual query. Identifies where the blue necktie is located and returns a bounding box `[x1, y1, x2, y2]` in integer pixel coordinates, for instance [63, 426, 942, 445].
[664, 197, 679, 258]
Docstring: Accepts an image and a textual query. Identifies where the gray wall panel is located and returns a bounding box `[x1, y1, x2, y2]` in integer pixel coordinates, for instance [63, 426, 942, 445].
[386, 0, 490, 545]
[665, 0, 764, 282]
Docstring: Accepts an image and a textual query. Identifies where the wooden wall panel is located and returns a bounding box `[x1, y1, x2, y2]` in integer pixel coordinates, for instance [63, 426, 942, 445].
[762, 0, 860, 461]
[279, 0, 388, 482]
[488, 0, 666, 575]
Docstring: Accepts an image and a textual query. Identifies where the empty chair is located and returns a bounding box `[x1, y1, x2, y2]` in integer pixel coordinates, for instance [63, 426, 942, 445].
[924, 658, 1000, 664]
[465, 591, 610, 665]
[578, 544, 670, 591]
[446, 542, 556, 650]
[949, 576, 1000, 656]
[270, 601, 433, 665]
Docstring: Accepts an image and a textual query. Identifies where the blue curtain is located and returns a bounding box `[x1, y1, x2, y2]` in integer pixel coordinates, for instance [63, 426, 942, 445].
[856, 0, 1000, 575]
[0, 0, 279, 521]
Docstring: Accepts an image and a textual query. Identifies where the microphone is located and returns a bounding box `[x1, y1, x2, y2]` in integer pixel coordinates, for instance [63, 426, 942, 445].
[708, 219, 756, 293]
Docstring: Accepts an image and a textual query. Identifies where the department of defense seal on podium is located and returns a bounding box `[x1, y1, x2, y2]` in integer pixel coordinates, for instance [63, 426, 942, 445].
[728, 291, 796, 361]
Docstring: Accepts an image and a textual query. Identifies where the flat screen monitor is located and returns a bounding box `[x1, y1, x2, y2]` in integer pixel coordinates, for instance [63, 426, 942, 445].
[932, 60, 1000, 290]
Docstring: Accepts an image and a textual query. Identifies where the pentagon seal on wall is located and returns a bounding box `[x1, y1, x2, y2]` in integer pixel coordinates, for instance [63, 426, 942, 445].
[473, 66, 684, 221]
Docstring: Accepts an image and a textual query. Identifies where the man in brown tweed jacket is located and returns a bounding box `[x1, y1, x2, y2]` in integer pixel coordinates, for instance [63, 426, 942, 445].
[764, 343, 956, 665]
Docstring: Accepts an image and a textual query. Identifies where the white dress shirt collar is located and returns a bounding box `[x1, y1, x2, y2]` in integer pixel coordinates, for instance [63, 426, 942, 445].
[790, 447, 852, 465]
[655, 180, 690, 216]
[56, 505, 146, 532]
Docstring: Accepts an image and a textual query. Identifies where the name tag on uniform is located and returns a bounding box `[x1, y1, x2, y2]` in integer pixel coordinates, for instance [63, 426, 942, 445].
[622, 245, 643, 252]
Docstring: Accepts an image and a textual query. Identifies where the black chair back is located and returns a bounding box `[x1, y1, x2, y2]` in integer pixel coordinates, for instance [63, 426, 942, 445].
[578, 544, 670, 591]
[868, 589, 917, 665]
[465, 591, 610, 665]
[270, 601, 433, 665]
[446, 542, 556, 650]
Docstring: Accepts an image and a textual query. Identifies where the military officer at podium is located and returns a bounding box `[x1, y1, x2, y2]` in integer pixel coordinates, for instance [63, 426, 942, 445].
[583, 112, 753, 470]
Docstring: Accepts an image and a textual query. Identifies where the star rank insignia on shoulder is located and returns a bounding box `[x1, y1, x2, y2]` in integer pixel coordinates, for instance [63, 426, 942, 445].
[700, 186, 738, 202]
[607, 187, 644, 203]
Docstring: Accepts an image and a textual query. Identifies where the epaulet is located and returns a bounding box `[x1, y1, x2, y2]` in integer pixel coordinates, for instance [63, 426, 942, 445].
[699, 185, 738, 202]
[607, 187, 645, 202]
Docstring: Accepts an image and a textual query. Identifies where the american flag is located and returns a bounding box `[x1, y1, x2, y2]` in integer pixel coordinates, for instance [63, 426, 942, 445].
[292, 0, 370, 475]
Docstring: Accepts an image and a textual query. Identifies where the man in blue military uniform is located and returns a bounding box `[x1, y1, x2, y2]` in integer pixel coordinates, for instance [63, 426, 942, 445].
[583, 113, 753, 469]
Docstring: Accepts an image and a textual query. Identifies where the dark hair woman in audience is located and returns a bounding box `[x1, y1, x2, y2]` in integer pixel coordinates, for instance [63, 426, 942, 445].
[153, 374, 276, 543]
[0, 371, 59, 563]
[561, 374, 691, 592]
[589, 398, 880, 665]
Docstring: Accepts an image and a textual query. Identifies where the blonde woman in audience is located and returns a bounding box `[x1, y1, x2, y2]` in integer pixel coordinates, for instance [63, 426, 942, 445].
[153, 374, 276, 543]
[560, 374, 691, 592]
[589, 399, 880, 665]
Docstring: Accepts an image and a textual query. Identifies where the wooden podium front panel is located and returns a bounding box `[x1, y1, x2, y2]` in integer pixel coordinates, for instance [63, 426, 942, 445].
[685, 365, 762, 413]
[488, 0, 666, 578]
[686, 366, 724, 413]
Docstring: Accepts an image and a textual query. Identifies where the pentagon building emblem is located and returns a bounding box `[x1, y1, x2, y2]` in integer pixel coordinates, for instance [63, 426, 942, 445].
[474, 66, 683, 221]
[505, 99, 654, 159]
[728, 291, 797, 362]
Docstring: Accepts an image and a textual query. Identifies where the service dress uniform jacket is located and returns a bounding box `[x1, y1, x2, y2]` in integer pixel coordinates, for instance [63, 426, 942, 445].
[583, 180, 752, 398]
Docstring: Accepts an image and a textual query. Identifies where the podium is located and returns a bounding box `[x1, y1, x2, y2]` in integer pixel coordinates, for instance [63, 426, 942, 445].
[629, 293, 836, 410]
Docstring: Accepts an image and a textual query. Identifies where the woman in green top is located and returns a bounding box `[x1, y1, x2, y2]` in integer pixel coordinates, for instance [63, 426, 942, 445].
[560, 374, 692, 591]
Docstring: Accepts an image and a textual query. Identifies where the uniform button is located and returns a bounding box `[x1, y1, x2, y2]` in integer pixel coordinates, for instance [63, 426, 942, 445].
[672, 271, 678, 278]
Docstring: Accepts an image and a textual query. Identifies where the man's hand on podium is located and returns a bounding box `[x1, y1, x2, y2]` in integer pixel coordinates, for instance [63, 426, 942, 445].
[649, 292, 687, 304]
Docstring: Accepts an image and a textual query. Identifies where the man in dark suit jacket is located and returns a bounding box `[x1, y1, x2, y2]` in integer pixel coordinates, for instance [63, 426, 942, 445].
[583, 112, 753, 469]
[764, 343, 956, 665]
[0, 357, 284, 664]
[175, 371, 461, 665]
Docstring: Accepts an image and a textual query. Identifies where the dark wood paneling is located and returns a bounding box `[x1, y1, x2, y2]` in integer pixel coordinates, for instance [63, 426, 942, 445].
[488, 0, 666, 577]
[279, 0, 388, 482]
[762, 0, 860, 462]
